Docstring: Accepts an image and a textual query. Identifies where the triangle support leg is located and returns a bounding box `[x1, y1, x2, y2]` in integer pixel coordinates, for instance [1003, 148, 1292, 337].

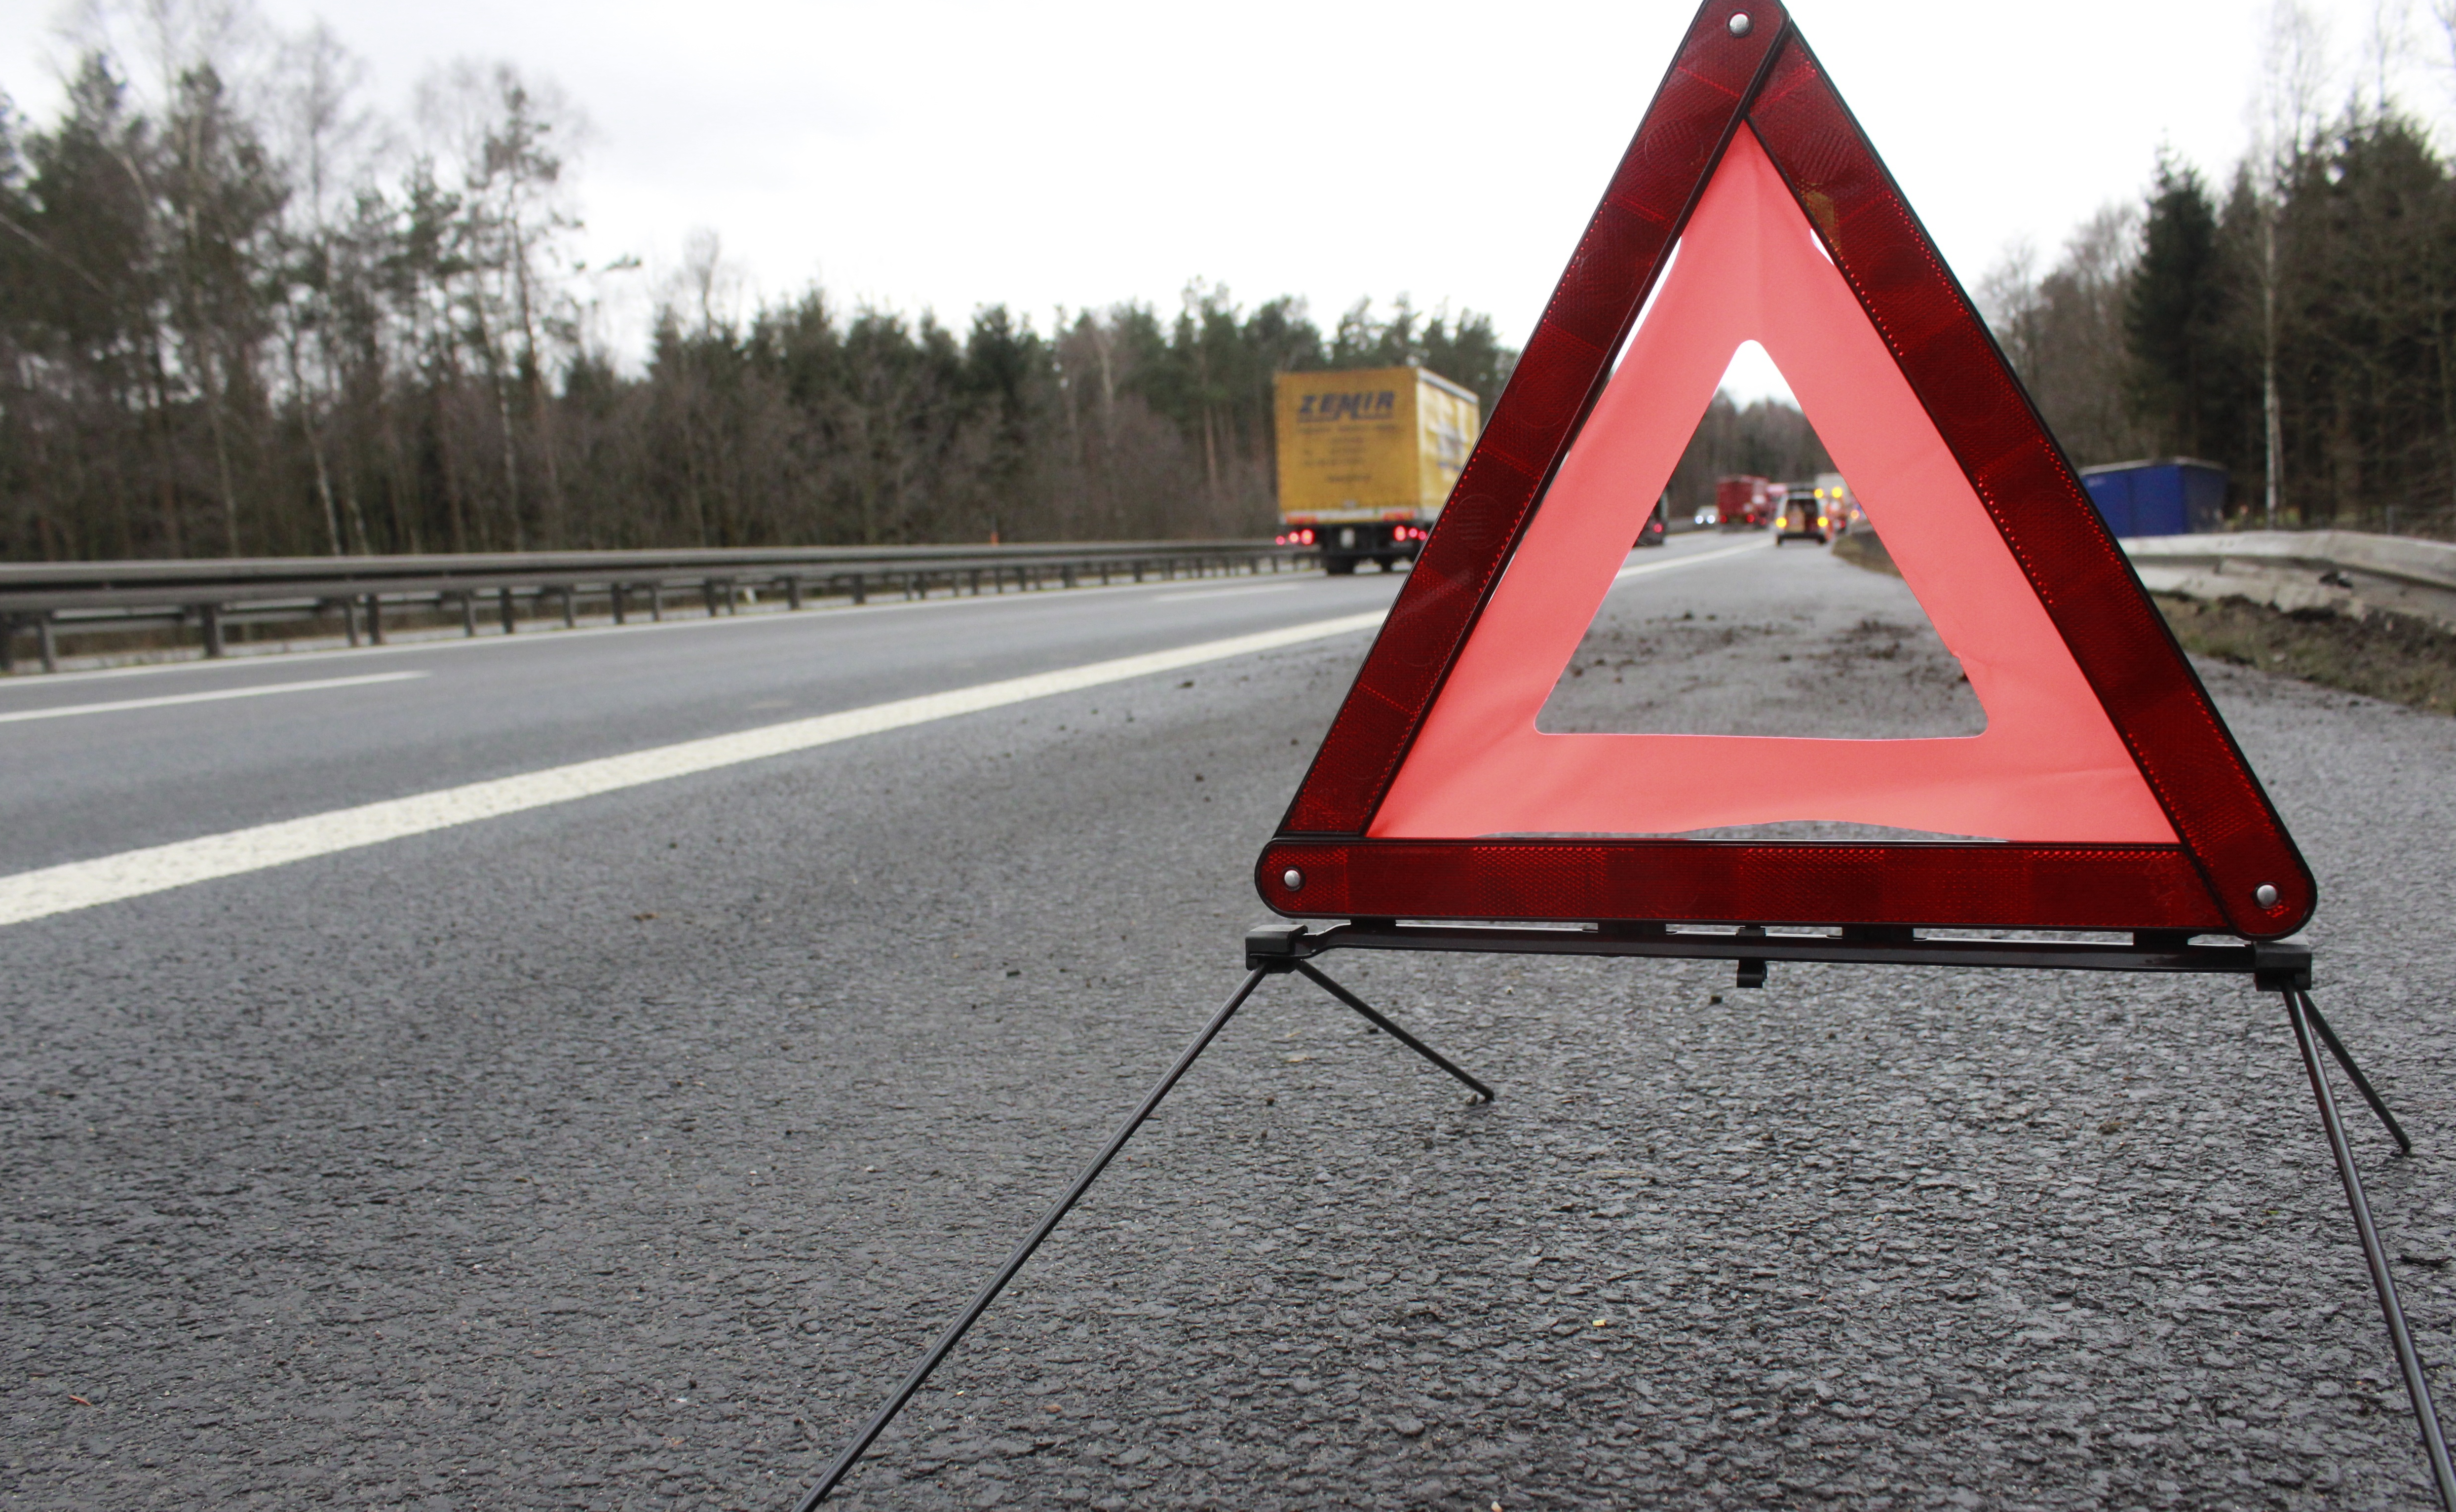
[2286, 989, 2456, 1510]
[791, 965, 1272, 1510]
[1291, 960, 1494, 1103]
[2296, 989, 2413, 1154]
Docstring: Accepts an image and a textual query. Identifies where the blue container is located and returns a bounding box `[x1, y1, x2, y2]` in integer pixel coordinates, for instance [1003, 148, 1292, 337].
[2076, 458, 2228, 538]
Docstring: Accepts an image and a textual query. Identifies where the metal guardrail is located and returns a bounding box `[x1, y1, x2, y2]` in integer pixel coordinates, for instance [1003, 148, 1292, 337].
[0, 540, 1319, 674]
[2123, 529, 2456, 632]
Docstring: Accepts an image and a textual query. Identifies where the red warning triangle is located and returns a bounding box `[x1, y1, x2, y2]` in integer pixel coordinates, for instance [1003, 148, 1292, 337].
[1257, 1, 2313, 940]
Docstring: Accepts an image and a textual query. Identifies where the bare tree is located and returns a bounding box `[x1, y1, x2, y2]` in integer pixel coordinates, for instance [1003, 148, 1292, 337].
[268, 20, 377, 553]
[416, 59, 587, 550]
[1979, 207, 2151, 466]
[2252, 0, 2337, 526]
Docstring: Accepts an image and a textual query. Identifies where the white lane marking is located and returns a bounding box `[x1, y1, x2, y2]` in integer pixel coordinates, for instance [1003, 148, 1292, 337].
[1151, 583, 1304, 603]
[0, 611, 1388, 928]
[0, 671, 427, 725]
[1612, 537, 1770, 584]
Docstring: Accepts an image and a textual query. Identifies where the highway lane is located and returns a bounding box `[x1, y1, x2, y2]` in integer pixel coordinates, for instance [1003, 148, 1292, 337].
[0, 529, 1767, 885]
[0, 566, 1417, 876]
[4, 531, 2453, 1511]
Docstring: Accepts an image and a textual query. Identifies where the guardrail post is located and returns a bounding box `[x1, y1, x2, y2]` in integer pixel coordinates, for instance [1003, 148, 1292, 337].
[342, 597, 361, 647]
[650, 584, 665, 622]
[702, 579, 721, 618]
[499, 587, 517, 635]
[36, 613, 59, 674]
[561, 587, 577, 629]
[786, 576, 803, 610]
[200, 604, 225, 658]
[460, 594, 477, 637]
[365, 595, 384, 644]
[0, 616, 12, 674]
[612, 584, 628, 624]
[1062, 564, 1076, 590]
[850, 573, 866, 605]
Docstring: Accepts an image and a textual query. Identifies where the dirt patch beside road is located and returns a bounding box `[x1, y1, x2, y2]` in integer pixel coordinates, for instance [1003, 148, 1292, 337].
[2156, 593, 2456, 715]
[1829, 527, 1897, 577]
[1834, 526, 2456, 716]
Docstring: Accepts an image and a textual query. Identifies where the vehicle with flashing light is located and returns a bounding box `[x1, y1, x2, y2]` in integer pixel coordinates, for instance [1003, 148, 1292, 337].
[1774, 486, 1831, 544]
[1714, 474, 1775, 529]
[1273, 366, 1480, 574]
[1810, 472, 1860, 534]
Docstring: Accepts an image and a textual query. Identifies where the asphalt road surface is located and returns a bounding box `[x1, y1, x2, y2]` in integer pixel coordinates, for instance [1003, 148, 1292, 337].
[5, 532, 2454, 1511]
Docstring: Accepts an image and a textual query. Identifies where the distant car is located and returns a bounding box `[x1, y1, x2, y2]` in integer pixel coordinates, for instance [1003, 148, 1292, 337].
[1635, 493, 1669, 547]
[1693, 504, 1722, 529]
[1774, 488, 1830, 545]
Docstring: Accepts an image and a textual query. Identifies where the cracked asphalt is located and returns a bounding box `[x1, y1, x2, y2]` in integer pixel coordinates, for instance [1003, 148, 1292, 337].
[3, 536, 2452, 1510]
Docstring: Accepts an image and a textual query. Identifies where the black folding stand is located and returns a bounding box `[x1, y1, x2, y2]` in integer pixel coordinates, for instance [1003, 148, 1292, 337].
[793, 922, 2454, 1511]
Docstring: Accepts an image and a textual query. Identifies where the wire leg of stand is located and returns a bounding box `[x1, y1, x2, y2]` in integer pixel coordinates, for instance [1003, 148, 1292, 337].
[2287, 990, 2456, 1511]
[1293, 961, 1493, 1102]
[2299, 989, 2414, 1155]
[791, 965, 1273, 1510]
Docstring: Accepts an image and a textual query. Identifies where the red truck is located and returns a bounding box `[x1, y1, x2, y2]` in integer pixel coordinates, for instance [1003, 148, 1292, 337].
[1714, 475, 1776, 529]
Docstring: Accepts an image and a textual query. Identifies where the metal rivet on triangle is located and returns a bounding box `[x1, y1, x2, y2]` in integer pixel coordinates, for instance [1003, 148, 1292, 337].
[1283, 869, 1305, 891]
[2255, 883, 2280, 908]
[1727, 12, 1752, 36]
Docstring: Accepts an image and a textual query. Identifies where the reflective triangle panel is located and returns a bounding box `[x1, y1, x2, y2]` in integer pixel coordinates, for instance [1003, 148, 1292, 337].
[1261, 6, 2313, 940]
[1373, 128, 2172, 846]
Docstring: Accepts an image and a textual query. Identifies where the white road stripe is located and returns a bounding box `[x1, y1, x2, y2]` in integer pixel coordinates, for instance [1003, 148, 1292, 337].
[0, 671, 427, 725]
[0, 611, 1387, 928]
[1612, 537, 1770, 583]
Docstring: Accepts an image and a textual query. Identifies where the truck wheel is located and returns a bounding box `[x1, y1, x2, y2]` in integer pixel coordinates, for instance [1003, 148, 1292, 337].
[1323, 555, 1358, 576]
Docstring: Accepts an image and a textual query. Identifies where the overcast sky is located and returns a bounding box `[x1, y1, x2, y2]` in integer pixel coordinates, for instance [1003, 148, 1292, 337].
[5, 0, 2447, 401]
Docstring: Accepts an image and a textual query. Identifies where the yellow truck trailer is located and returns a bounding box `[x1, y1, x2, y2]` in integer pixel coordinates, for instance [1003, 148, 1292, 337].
[1273, 365, 1480, 573]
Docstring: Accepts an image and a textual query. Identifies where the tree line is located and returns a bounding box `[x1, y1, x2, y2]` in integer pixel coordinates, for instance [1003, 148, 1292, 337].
[22, 2, 2444, 563]
[1982, 4, 2456, 540]
[0, 8, 1514, 562]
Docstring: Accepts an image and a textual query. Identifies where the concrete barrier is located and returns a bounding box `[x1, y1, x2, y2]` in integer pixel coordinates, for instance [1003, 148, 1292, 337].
[2123, 530, 2456, 632]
